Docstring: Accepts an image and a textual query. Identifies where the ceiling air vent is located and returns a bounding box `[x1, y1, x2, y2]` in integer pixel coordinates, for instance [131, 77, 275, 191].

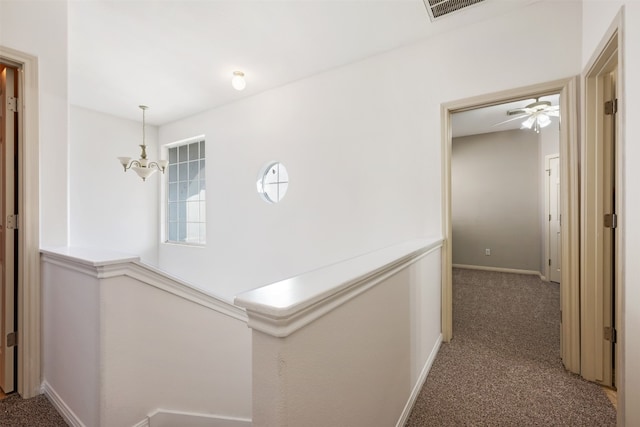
[423, 0, 486, 21]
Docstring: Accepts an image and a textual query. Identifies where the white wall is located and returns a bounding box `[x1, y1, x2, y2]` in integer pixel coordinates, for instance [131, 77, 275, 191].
[101, 275, 251, 426]
[452, 130, 540, 272]
[582, 2, 640, 425]
[69, 106, 159, 265]
[250, 247, 442, 426]
[41, 250, 252, 427]
[42, 261, 100, 427]
[0, 0, 69, 246]
[158, 1, 582, 300]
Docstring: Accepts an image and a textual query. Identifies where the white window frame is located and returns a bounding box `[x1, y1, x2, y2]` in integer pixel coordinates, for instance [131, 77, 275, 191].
[162, 135, 206, 246]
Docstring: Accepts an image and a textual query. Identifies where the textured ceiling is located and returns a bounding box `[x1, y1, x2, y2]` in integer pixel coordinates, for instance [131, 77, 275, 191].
[69, 0, 538, 125]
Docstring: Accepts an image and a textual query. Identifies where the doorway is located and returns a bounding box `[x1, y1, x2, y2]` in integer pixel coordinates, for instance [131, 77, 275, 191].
[450, 95, 560, 278]
[441, 78, 581, 374]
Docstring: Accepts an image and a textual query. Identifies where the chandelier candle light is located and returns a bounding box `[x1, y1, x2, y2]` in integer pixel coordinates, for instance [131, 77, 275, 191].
[117, 105, 168, 181]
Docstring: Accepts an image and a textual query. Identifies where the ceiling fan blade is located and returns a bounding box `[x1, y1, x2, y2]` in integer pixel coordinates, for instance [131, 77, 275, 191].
[547, 110, 560, 117]
[507, 108, 532, 116]
[492, 114, 529, 127]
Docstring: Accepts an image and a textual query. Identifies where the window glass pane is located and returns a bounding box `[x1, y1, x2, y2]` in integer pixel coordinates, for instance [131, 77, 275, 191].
[178, 163, 188, 181]
[168, 202, 178, 221]
[168, 222, 177, 242]
[187, 181, 198, 199]
[264, 183, 279, 203]
[278, 164, 289, 182]
[168, 165, 178, 183]
[169, 147, 178, 164]
[168, 183, 178, 202]
[186, 223, 199, 243]
[186, 201, 199, 222]
[178, 202, 186, 222]
[263, 164, 279, 184]
[200, 159, 205, 180]
[178, 145, 188, 162]
[188, 160, 199, 181]
[178, 182, 188, 201]
[178, 222, 187, 241]
[189, 142, 199, 161]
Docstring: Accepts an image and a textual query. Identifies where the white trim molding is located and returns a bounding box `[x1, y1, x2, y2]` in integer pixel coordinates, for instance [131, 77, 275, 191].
[235, 238, 443, 338]
[453, 264, 543, 278]
[132, 419, 150, 427]
[146, 409, 251, 427]
[0, 45, 41, 398]
[396, 334, 443, 427]
[41, 381, 85, 427]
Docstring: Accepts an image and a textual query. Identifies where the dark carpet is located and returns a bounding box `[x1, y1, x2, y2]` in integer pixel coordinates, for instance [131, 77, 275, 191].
[406, 268, 617, 426]
[0, 393, 67, 426]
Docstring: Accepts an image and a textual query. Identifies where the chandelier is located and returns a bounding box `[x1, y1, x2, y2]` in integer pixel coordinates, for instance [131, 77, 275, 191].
[117, 105, 168, 181]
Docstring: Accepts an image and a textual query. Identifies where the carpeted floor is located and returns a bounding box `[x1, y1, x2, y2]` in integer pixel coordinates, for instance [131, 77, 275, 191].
[0, 393, 67, 426]
[406, 268, 617, 426]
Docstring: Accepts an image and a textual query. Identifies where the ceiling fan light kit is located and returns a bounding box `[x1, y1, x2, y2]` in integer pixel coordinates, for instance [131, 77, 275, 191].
[499, 98, 560, 133]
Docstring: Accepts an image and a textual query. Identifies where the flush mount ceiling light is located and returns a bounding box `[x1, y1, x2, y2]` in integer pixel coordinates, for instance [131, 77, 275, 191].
[117, 105, 168, 181]
[496, 99, 560, 133]
[231, 71, 246, 91]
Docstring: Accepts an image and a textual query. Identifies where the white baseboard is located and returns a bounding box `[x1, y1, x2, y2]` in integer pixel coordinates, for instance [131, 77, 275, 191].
[453, 264, 543, 278]
[41, 381, 86, 427]
[147, 409, 251, 427]
[396, 333, 443, 427]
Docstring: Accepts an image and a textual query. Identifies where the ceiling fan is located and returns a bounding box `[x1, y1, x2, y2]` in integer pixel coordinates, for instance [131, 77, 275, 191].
[496, 98, 560, 133]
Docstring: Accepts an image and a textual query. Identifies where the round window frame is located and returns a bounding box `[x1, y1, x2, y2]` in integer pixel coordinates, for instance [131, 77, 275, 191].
[256, 161, 289, 204]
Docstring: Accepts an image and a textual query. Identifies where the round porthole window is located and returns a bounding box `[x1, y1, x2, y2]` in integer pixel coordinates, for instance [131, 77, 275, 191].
[257, 162, 289, 204]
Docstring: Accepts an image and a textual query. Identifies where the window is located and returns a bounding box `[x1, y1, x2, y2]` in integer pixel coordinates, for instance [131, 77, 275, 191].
[257, 162, 289, 204]
[166, 139, 206, 244]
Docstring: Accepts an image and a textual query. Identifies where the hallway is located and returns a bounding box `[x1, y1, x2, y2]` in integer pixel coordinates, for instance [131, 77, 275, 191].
[406, 268, 616, 425]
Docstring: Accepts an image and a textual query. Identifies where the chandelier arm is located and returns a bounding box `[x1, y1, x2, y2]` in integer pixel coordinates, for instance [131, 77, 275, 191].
[147, 161, 167, 172]
[123, 160, 142, 172]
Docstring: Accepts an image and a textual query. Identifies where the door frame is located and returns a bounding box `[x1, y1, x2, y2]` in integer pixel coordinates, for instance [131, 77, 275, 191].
[1, 64, 18, 393]
[440, 77, 581, 374]
[581, 7, 624, 404]
[545, 153, 561, 284]
[0, 46, 41, 399]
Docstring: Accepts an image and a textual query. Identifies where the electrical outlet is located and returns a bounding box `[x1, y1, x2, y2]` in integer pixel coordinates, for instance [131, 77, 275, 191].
[485, 248, 491, 256]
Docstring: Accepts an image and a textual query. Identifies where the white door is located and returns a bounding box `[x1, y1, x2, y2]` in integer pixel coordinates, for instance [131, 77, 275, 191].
[547, 154, 561, 283]
[0, 64, 17, 393]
